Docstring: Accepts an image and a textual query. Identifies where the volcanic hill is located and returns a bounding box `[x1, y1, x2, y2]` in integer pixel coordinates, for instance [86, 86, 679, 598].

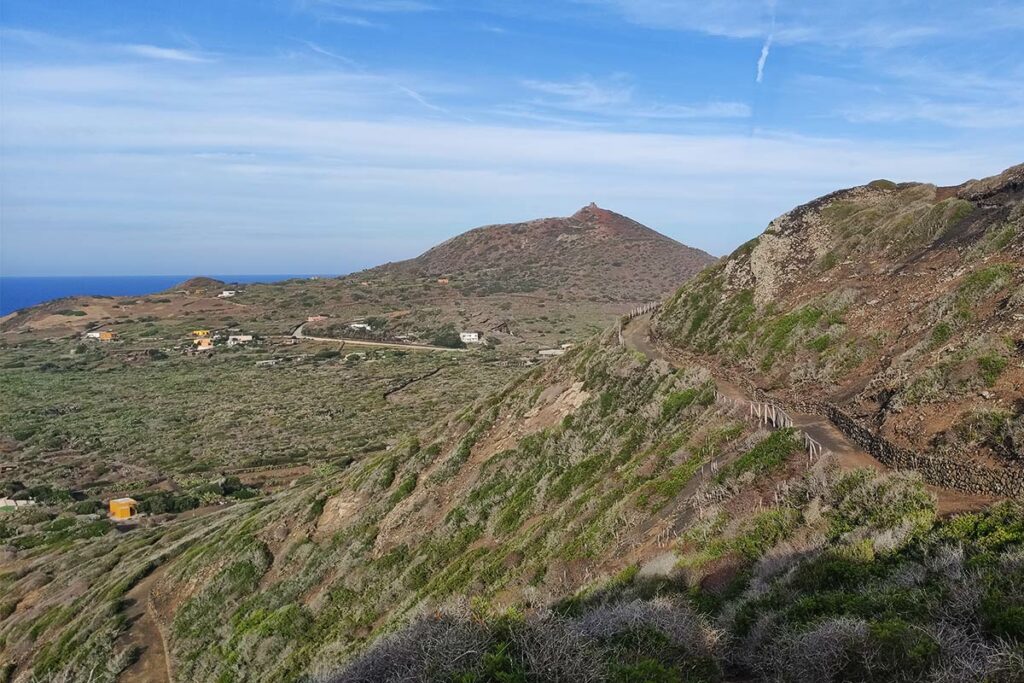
[1, 205, 714, 346]
[361, 203, 715, 302]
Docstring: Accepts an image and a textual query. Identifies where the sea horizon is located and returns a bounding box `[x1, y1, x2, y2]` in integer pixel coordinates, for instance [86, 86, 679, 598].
[0, 274, 333, 316]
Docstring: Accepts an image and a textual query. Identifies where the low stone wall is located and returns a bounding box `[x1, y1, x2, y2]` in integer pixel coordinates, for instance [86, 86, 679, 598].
[741, 382, 1023, 496]
[817, 402, 1024, 497]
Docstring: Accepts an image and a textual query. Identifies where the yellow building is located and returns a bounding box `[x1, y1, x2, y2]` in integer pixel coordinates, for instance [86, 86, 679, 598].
[192, 329, 211, 337]
[98, 331, 116, 342]
[109, 497, 138, 520]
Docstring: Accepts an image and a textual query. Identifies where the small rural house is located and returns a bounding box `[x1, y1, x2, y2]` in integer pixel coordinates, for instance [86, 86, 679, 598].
[227, 334, 254, 347]
[194, 337, 214, 350]
[538, 348, 566, 357]
[84, 331, 102, 339]
[218, 290, 237, 298]
[109, 497, 138, 520]
[460, 331, 483, 344]
[349, 322, 373, 332]
[255, 359, 280, 367]
[437, 278, 450, 285]
[98, 331, 117, 342]
[307, 314, 329, 323]
[192, 329, 211, 337]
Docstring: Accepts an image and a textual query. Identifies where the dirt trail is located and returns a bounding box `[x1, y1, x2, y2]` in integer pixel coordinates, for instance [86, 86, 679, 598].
[291, 322, 464, 352]
[117, 566, 172, 683]
[623, 313, 997, 515]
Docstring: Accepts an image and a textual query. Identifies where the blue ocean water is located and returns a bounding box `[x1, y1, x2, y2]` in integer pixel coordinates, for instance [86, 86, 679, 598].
[0, 275, 328, 316]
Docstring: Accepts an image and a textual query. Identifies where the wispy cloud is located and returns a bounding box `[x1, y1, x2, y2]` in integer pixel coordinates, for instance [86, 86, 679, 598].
[302, 40, 359, 65]
[522, 77, 632, 108]
[579, 0, 1005, 49]
[121, 44, 212, 63]
[755, 0, 776, 83]
[756, 33, 772, 83]
[521, 76, 750, 121]
[305, 0, 436, 11]
[295, 0, 435, 25]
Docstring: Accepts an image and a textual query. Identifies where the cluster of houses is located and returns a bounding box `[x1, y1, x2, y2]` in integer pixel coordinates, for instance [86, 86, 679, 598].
[190, 329, 255, 352]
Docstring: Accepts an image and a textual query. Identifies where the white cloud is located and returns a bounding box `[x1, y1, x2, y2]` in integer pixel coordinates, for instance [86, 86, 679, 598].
[121, 44, 211, 63]
[303, 0, 436, 11]
[579, 0, 1008, 49]
[4, 58, 1019, 273]
[522, 77, 633, 107]
[520, 77, 750, 120]
[755, 33, 772, 83]
[2, 25, 1022, 275]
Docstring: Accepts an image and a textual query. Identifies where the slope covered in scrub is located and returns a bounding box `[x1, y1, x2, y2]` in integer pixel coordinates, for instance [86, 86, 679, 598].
[2, 330, 778, 680]
[340, 472, 1024, 682]
[654, 164, 1024, 491]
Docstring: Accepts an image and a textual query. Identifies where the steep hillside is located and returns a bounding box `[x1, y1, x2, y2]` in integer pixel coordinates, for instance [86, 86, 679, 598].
[363, 203, 715, 302]
[655, 164, 1024, 495]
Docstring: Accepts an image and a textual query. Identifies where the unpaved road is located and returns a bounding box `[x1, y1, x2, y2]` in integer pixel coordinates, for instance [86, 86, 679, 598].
[623, 313, 997, 515]
[291, 322, 464, 353]
[117, 566, 171, 683]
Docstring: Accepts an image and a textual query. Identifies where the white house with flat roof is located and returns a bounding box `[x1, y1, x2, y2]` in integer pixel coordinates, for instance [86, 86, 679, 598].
[460, 331, 483, 344]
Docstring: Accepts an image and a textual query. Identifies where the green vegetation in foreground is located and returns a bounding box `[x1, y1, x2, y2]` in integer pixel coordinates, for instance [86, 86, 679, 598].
[341, 468, 1024, 683]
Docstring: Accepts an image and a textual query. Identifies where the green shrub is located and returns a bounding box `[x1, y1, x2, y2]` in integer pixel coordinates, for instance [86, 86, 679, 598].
[717, 429, 801, 482]
[978, 353, 1008, 386]
[929, 322, 952, 348]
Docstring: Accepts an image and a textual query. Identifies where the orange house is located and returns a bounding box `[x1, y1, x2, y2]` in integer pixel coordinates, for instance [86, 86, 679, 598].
[109, 497, 138, 520]
[194, 337, 214, 350]
[98, 331, 116, 342]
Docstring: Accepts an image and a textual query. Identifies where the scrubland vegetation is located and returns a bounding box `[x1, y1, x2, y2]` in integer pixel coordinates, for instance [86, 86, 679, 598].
[3, 168, 1023, 682]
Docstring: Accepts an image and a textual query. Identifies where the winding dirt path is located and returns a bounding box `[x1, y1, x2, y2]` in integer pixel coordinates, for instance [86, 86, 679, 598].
[623, 313, 997, 515]
[117, 566, 172, 683]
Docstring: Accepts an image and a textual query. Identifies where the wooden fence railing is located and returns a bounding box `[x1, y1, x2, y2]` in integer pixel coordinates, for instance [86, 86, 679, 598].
[714, 390, 829, 465]
[625, 302, 661, 321]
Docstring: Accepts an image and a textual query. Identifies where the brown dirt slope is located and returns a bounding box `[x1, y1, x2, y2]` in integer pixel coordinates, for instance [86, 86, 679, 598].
[360, 203, 715, 303]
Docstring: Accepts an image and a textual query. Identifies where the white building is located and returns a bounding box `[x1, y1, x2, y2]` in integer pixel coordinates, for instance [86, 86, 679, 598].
[218, 290, 237, 298]
[84, 331, 102, 339]
[538, 348, 566, 357]
[227, 335, 254, 347]
[460, 331, 483, 344]
[0, 497, 36, 509]
[349, 322, 373, 332]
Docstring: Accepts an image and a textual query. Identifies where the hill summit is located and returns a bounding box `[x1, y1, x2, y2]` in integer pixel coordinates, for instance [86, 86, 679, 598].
[362, 204, 715, 302]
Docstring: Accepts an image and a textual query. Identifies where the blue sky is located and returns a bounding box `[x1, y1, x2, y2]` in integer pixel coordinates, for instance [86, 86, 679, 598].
[2, 1, 1023, 276]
